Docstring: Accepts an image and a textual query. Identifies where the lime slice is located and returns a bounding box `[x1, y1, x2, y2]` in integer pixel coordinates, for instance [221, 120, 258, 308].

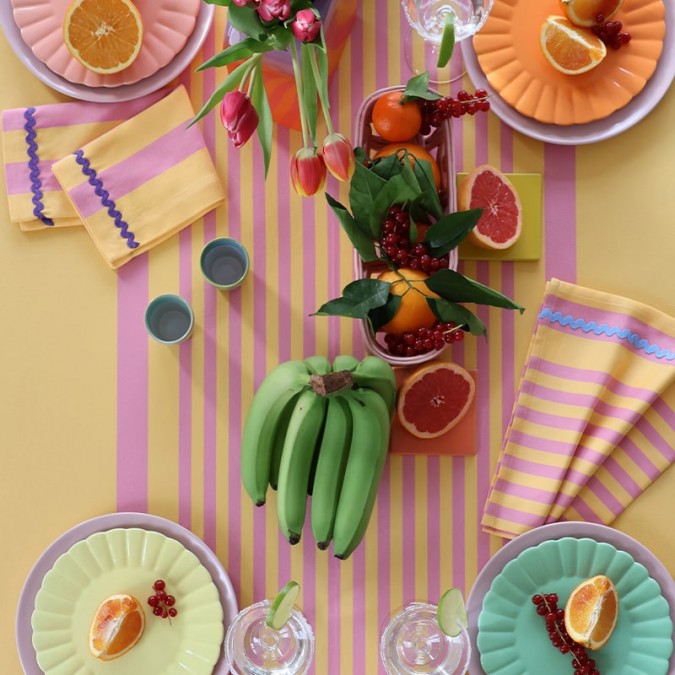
[436, 12, 456, 68]
[437, 587, 468, 637]
[266, 581, 300, 630]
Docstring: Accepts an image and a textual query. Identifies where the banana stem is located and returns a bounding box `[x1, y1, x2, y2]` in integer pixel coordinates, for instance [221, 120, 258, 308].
[310, 371, 354, 396]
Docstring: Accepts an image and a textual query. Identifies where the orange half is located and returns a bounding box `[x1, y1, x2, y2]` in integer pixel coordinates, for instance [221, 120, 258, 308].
[63, 0, 144, 75]
[564, 575, 619, 650]
[88, 594, 145, 661]
[560, 0, 623, 26]
[540, 16, 607, 75]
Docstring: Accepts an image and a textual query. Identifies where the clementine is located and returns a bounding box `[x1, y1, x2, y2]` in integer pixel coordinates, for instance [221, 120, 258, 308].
[371, 91, 422, 143]
[88, 594, 145, 661]
[373, 143, 441, 190]
[377, 268, 439, 335]
[564, 575, 619, 651]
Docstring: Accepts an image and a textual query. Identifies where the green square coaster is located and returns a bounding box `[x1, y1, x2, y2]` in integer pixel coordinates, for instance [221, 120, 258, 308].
[456, 172, 542, 262]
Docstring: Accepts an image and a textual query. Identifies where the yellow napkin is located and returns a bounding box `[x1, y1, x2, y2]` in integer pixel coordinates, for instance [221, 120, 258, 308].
[1, 91, 165, 231]
[482, 279, 675, 539]
[52, 86, 225, 269]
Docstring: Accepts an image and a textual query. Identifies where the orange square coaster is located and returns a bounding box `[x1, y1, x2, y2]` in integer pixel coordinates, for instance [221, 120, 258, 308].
[389, 367, 478, 456]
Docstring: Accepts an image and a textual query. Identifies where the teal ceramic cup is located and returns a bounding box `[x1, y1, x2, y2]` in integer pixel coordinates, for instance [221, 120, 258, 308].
[200, 237, 249, 290]
[144, 294, 194, 344]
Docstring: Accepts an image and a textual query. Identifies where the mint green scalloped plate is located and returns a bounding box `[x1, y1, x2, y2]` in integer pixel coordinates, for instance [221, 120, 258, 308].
[477, 537, 673, 674]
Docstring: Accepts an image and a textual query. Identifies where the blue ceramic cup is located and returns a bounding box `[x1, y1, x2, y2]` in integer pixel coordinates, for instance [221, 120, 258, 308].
[144, 294, 194, 344]
[200, 237, 249, 290]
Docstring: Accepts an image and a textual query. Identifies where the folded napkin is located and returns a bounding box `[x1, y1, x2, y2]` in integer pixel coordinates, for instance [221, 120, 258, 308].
[1, 91, 165, 231]
[52, 86, 225, 269]
[482, 279, 675, 539]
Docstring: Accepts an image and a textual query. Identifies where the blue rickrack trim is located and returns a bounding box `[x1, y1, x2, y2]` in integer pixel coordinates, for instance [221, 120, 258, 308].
[23, 107, 54, 227]
[73, 149, 139, 249]
[539, 307, 675, 361]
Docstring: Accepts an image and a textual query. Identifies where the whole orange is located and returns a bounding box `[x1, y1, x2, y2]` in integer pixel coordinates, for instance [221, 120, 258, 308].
[371, 91, 422, 143]
[373, 143, 441, 190]
[377, 268, 439, 335]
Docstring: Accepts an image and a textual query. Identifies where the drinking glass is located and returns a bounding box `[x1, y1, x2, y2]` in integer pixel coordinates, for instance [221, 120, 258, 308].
[401, 0, 494, 84]
[224, 601, 315, 675]
[380, 602, 471, 674]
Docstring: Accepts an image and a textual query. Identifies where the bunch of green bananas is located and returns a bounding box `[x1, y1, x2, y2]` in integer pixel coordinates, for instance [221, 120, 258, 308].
[241, 354, 396, 559]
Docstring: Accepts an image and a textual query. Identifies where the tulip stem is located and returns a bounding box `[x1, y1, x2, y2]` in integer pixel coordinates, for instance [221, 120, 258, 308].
[290, 39, 311, 148]
[309, 47, 334, 135]
[238, 54, 260, 95]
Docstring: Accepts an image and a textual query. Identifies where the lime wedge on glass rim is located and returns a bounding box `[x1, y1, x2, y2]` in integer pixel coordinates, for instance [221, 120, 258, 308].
[436, 12, 456, 68]
[266, 581, 301, 630]
[437, 587, 468, 637]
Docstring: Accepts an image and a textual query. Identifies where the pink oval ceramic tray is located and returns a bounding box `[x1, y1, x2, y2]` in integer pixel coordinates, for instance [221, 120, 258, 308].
[11, 0, 201, 87]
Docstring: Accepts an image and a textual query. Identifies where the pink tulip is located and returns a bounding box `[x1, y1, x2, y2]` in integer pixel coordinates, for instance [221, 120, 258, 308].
[230, 0, 252, 6]
[321, 133, 355, 182]
[290, 148, 327, 197]
[257, 0, 291, 22]
[290, 9, 321, 42]
[220, 91, 259, 149]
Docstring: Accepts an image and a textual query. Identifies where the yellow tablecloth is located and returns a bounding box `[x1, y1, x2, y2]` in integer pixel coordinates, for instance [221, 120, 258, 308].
[2, 4, 675, 674]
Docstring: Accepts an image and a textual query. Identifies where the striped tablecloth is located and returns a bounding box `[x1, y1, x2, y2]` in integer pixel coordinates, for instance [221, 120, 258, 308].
[3, 2, 675, 674]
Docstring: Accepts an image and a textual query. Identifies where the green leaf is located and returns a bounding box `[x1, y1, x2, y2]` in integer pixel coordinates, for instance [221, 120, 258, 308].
[368, 294, 401, 332]
[349, 161, 388, 234]
[313, 279, 392, 320]
[326, 194, 378, 263]
[300, 43, 318, 144]
[197, 38, 272, 71]
[250, 62, 273, 176]
[425, 269, 525, 312]
[228, 4, 267, 41]
[313, 35, 330, 106]
[268, 24, 293, 50]
[354, 146, 368, 164]
[189, 58, 252, 126]
[369, 172, 421, 239]
[437, 13, 455, 68]
[369, 153, 406, 182]
[411, 157, 442, 220]
[403, 72, 442, 101]
[424, 209, 482, 256]
[426, 297, 487, 336]
[290, 0, 314, 11]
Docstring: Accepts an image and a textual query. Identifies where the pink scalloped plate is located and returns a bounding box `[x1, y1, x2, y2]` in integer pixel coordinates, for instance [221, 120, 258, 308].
[473, 0, 665, 125]
[11, 0, 201, 88]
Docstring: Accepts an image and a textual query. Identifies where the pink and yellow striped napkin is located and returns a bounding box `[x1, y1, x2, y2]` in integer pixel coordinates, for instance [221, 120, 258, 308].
[52, 86, 225, 269]
[482, 278, 675, 539]
[1, 91, 165, 231]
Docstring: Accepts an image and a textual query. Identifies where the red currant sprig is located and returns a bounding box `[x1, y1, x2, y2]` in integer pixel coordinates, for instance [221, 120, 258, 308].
[148, 579, 178, 621]
[384, 321, 465, 357]
[420, 89, 491, 133]
[532, 593, 599, 675]
[591, 16, 631, 50]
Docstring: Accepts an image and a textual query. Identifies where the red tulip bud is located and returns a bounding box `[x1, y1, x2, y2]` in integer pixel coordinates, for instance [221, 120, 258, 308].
[291, 9, 321, 42]
[220, 91, 259, 149]
[321, 133, 355, 182]
[290, 148, 327, 197]
[257, 0, 291, 22]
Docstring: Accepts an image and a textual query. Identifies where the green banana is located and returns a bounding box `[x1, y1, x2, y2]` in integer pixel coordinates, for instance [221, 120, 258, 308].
[277, 388, 328, 544]
[332, 387, 391, 559]
[303, 355, 332, 375]
[269, 390, 303, 491]
[240, 360, 311, 506]
[310, 395, 353, 549]
[332, 354, 360, 372]
[352, 355, 397, 416]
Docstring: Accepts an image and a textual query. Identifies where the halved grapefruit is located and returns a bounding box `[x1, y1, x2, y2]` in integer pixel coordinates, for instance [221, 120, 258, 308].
[397, 362, 475, 439]
[458, 165, 522, 250]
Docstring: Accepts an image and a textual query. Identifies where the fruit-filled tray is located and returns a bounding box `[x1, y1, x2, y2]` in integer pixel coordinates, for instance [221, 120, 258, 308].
[354, 86, 458, 366]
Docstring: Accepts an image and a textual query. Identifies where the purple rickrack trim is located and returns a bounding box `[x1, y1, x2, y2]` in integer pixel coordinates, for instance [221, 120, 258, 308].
[23, 107, 54, 226]
[73, 149, 139, 249]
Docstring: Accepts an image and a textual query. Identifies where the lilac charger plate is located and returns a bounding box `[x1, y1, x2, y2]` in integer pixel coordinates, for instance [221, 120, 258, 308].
[466, 521, 675, 674]
[0, 2, 214, 103]
[461, 0, 675, 145]
[16, 512, 238, 674]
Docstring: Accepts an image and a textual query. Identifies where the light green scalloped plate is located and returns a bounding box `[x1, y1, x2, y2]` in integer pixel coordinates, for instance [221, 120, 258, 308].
[477, 537, 673, 674]
[31, 528, 224, 675]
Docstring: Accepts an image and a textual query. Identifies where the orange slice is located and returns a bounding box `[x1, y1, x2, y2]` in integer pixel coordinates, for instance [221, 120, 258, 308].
[560, 0, 623, 27]
[88, 594, 145, 661]
[373, 142, 442, 190]
[564, 575, 619, 651]
[397, 362, 475, 439]
[540, 16, 607, 75]
[458, 165, 522, 250]
[377, 268, 439, 335]
[63, 0, 143, 75]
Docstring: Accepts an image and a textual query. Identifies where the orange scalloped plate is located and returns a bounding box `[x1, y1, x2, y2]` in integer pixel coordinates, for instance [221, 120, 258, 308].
[473, 0, 665, 125]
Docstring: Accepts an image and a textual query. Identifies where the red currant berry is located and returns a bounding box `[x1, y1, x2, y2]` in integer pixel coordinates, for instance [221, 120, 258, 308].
[156, 589, 167, 601]
[168, 607, 178, 618]
[161, 610, 169, 619]
[165, 595, 176, 607]
[153, 606, 163, 616]
[457, 90, 471, 101]
[153, 579, 166, 592]
[148, 595, 159, 607]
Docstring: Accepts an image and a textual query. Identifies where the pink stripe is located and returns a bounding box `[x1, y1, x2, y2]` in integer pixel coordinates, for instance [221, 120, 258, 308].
[327, 554, 341, 675]
[452, 457, 465, 590]
[178, 229, 193, 530]
[402, 456, 415, 603]
[426, 457, 440, 602]
[4, 160, 60, 195]
[352, 541, 366, 674]
[577, 474, 624, 516]
[1, 90, 166, 132]
[492, 476, 556, 504]
[116, 258, 149, 511]
[633, 416, 675, 463]
[651, 395, 675, 428]
[68, 123, 204, 219]
[608, 434, 660, 480]
[602, 456, 642, 497]
[543, 145, 576, 282]
[568, 494, 605, 524]
[501, 453, 580, 483]
[377, 460, 391, 656]
[484, 501, 548, 528]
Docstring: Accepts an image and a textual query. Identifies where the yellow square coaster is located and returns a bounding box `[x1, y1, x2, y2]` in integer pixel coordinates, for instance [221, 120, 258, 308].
[456, 172, 542, 262]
